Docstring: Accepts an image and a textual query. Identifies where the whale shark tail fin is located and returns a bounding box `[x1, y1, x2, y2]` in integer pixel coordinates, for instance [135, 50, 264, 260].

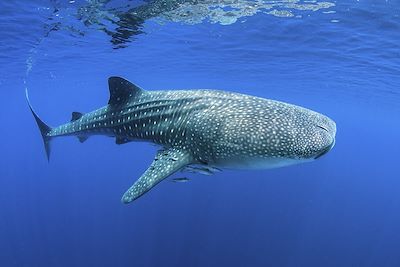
[25, 89, 53, 161]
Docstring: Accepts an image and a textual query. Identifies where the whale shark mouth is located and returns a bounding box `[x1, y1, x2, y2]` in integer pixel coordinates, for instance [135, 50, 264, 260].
[314, 140, 335, 159]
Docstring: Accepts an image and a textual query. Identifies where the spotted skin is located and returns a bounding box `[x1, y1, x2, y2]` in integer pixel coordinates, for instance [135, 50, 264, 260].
[28, 77, 336, 204]
[122, 148, 192, 203]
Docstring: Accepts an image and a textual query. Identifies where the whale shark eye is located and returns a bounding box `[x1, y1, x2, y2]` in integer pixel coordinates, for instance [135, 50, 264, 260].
[317, 125, 329, 132]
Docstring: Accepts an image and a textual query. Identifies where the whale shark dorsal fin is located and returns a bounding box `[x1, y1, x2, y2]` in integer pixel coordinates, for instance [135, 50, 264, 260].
[71, 111, 84, 122]
[108, 76, 144, 106]
[121, 148, 193, 204]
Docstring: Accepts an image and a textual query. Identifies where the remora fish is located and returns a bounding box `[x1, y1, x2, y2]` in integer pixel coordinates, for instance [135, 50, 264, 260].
[171, 177, 190, 183]
[27, 77, 336, 204]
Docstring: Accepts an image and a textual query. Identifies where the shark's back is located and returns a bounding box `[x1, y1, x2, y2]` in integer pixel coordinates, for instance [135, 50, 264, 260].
[141, 89, 310, 166]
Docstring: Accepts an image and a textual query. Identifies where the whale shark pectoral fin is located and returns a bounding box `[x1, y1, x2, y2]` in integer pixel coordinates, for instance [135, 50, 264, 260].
[121, 148, 193, 204]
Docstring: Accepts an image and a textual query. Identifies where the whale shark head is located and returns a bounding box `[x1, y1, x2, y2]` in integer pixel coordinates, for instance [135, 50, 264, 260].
[287, 108, 336, 161]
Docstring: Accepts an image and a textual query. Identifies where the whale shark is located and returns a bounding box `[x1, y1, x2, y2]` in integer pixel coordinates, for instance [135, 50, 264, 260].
[27, 77, 336, 204]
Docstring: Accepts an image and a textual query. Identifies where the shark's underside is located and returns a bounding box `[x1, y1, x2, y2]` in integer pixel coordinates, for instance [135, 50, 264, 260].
[27, 77, 336, 204]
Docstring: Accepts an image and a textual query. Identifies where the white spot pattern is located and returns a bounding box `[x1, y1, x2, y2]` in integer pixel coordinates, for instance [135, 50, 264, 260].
[47, 86, 336, 203]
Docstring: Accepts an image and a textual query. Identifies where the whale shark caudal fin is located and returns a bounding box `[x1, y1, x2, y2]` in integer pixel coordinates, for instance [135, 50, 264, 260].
[25, 89, 53, 161]
[121, 148, 193, 204]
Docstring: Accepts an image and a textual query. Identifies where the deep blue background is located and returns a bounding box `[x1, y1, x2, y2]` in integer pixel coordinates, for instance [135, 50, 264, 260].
[1, 1, 400, 266]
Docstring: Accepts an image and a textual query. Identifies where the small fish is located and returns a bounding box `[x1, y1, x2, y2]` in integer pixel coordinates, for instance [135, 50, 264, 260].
[171, 177, 190, 183]
[184, 166, 216, 176]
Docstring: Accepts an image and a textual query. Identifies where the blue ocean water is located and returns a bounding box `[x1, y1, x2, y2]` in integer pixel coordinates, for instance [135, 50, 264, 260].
[1, 0, 399, 266]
